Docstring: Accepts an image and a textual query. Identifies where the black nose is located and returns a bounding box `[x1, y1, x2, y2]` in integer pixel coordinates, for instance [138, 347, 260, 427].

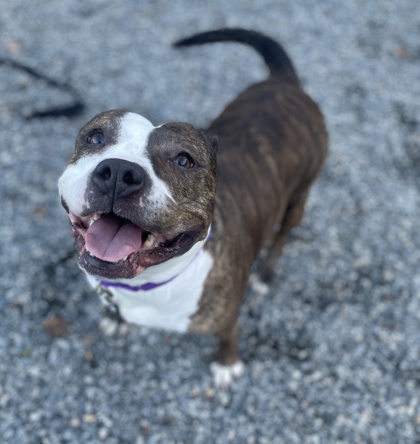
[92, 158, 146, 200]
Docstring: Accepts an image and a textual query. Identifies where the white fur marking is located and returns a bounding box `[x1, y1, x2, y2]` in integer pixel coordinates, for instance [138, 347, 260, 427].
[112, 113, 175, 205]
[99, 317, 119, 336]
[210, 361, 245, 388]
[249, 273, 270, 296]
[86, 230, 213, 333]
[58, 112, 174, 215]
[99, 317, 131, 336]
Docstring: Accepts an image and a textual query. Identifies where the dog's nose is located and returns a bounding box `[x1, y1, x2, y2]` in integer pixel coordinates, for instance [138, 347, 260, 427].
[92, 158, 146, 200]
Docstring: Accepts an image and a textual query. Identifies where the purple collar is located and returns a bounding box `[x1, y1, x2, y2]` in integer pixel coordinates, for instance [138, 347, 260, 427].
[99, 229, 212, 292]
[100, 274, 179, 292]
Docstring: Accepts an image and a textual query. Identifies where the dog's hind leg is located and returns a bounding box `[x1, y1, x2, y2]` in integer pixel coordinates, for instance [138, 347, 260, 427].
[257, 191, 309, 284]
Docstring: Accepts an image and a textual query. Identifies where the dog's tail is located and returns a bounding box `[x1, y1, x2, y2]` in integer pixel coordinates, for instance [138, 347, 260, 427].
[174, 28, 300, 85]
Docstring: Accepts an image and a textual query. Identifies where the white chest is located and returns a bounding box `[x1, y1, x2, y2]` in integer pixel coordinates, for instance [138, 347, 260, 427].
[87, 249, 214, 332]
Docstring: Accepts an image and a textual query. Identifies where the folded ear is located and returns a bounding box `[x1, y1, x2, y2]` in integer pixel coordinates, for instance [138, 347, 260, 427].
[207, 134, 218, 153]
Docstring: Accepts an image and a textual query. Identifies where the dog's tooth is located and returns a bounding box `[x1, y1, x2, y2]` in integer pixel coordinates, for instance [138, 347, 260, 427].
[143, 233, 156, 248]
[88, 213, 101, 227]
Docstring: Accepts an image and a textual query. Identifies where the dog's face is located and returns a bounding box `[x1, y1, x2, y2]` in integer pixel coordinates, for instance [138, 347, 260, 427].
[58, 110, 218, 280]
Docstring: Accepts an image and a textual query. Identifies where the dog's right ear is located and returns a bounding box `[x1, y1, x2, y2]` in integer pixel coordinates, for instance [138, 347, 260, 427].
[207, 135, 218, 153]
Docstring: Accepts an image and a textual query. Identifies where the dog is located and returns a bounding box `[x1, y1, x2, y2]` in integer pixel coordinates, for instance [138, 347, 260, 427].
[58, 29, 328, 387]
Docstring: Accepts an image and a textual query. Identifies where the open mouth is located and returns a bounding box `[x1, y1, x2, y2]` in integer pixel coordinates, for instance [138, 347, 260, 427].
[68, 212, 200, 279]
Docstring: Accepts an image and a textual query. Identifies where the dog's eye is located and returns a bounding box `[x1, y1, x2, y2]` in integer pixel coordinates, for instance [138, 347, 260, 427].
[175, 153, 195, 169]
[86, 132, 105, 144]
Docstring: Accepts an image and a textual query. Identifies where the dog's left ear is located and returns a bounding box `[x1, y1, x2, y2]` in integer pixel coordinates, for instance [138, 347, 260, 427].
[207, 134, 218, 153]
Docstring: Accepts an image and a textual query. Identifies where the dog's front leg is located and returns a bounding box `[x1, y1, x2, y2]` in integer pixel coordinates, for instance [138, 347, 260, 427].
[210, 322, 244, 388]
[99, 304, 131, 337]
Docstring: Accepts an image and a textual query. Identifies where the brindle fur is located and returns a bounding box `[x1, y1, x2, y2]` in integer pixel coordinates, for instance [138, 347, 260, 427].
[180, 30, 328, 365]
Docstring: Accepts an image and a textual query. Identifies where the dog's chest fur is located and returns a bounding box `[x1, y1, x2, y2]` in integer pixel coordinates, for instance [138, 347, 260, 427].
[88, 237, 214, 332]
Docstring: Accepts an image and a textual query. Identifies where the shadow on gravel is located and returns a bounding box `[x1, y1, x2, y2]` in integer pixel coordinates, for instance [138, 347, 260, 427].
[0, 57, 85, 119]
[393, 103, 420, 184]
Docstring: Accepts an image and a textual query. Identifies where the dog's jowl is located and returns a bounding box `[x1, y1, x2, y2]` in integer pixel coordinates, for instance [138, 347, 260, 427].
[58, 29, 328, 387]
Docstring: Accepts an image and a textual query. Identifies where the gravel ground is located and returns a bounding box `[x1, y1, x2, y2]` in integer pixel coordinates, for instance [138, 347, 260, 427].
[1, 1, 420, 443]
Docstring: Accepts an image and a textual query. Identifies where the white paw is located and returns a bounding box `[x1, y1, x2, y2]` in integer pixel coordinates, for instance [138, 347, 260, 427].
[99, 317, 130, 337]
[100, 317, 119, 335]
[249, 274, 270, 295]
[210, 360, 245, 389]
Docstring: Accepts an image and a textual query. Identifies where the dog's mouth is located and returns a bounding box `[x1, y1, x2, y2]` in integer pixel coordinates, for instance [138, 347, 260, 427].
[68, 212, 200, 279]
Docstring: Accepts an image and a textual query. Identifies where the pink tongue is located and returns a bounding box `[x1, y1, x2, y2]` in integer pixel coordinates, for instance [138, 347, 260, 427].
[85, 215, 143, 262]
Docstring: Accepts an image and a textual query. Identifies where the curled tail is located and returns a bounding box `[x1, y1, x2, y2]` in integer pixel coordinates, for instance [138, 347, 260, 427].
[174, 28, 300, 85]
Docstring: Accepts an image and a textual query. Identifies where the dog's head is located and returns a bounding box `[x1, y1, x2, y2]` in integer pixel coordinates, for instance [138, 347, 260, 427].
[58, 110, 218, 279]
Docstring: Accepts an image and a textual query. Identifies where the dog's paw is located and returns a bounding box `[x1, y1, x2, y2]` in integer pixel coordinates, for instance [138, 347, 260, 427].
[99, 317, 131, 337]
[249, 273, 270, 296]
[210, 360, 245, 389]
